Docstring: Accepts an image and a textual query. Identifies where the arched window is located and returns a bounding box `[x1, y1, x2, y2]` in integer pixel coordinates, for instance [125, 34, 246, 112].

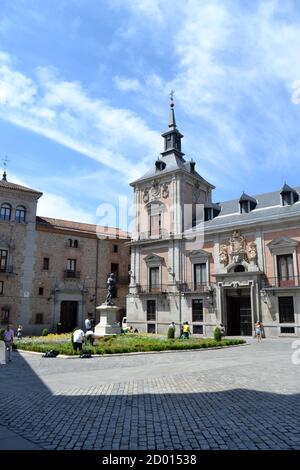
[16, 206, 26, 223]
[73, 240, 78, 248]
[0, 203, 11, 221]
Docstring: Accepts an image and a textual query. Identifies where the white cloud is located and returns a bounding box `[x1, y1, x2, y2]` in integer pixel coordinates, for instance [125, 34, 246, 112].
[114, 75, 142, 92]
[37, 192, 96, 223]
[7, 173, 96, 223]
[164, 0, 300, 187]
[0, 54, 160, 182]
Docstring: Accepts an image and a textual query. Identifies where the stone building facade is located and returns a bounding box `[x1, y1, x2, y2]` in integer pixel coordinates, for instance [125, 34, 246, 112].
[127, 98, 300, 338]
[0, 173, 130, 334]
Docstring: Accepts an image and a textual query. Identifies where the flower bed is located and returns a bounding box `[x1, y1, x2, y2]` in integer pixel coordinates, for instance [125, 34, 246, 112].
[13, 334, 246, 356]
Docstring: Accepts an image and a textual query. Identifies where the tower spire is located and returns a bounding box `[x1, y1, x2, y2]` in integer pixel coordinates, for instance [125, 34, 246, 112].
[161, 92, 184, 159]
[169, 90, 176, 129]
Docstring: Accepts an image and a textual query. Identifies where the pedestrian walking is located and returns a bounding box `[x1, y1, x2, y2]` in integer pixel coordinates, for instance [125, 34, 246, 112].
[4, 324, 14, 362]
[255, 321, 262, 342]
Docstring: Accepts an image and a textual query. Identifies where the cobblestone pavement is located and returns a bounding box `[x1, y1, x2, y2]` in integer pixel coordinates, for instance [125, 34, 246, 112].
[0, 338, 299, 450]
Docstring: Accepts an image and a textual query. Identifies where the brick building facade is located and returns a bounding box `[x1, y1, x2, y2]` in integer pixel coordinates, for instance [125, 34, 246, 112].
[127, 98, 300, 338]
[0, 173, 130, 334]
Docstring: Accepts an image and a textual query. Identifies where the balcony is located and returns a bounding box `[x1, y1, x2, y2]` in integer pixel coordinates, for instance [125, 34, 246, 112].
[139, 229, 170, 241]
[0, 265, 13, 275]
[180, 282, 213, 293]
[64, 270, 80, 279]
[137, 284, 169, 294]
[262, 276, 300, 289]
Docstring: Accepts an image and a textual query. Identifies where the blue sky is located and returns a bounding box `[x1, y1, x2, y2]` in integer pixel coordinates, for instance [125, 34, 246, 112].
[1, 0, 300, 227]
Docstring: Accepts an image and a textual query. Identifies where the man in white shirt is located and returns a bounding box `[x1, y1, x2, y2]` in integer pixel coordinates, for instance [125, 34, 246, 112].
[84, 316, 91, 331]
[72, 328, 85, 353]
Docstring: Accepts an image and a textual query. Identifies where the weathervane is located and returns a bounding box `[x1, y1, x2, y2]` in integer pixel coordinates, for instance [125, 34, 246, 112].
[169, 90, 175, 107]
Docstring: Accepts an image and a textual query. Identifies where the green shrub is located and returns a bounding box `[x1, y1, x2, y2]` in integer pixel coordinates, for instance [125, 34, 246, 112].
[0, 328, 5, 340]
[214, 327, 222, 341]
[42, 328, 49, 337]
[167, 327, 175, 339]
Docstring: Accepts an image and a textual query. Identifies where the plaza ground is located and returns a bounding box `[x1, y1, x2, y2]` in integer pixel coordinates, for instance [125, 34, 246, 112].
[0, 338, 299, 450]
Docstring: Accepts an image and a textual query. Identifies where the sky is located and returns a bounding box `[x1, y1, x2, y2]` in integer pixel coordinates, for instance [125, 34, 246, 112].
[1, 0, 300, 228]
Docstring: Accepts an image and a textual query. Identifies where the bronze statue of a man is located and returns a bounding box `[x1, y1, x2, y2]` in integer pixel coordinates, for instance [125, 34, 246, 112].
[106, 273, 116, 305]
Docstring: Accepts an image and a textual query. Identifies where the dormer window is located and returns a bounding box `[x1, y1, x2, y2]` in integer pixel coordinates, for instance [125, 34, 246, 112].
[280, 184, 299, 206]
[204, 208, 213, 221]
[155, 159, 166, 171]
[204, 203, 221, 221]
[239, 193, 257, 214]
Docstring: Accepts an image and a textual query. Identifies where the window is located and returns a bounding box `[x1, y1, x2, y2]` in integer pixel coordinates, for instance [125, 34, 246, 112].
[68, 239, 79, 248]
[192, 203, 197, 227]
[0, 250, 8, 272]
[192, 299, 203, 322]
[35, 313, 44, 324]
[38, 287, 44, 296]
[0, 281, 3, 295]
[149, 267, 160, 291]
[111, 263, 119, 278]
[277, 254, 294, 286]
[147, 323, 156, 334]
[280, 327, 295, 334]
[204, 208, 212, 221]
[279, 297, 295, 323]
[113, 244, 118, 253]
[16, 206, 26, 223]
[150, 213, 161, 237]
[147, 300, 156, 321]
[1, 308, 9, 323]
[67, 259, 76, 272]
[194, 263, 207, 289]
[43, 258, 49, 270]
[193, 325, 203, 334]
[282, 192, 292, 206]
[240, 201, 250, 214]
[0, 203, 11, 221]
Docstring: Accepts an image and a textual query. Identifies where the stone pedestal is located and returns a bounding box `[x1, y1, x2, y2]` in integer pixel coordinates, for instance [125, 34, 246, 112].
[95, 304, 121, 336]
[0, 340, 6, 365]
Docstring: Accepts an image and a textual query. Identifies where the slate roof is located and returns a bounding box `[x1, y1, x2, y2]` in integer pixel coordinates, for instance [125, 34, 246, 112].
[204, 186, 300, 231]
[131, 152, 214, 188]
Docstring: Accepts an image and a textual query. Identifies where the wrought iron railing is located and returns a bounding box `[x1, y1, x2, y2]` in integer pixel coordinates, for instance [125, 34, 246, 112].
[179, 282, 213, 293]
[262, 276, 300, 288]
[137, 284, 169, 294]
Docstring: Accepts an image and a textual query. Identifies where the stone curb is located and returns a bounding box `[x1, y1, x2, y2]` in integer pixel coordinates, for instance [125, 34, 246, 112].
[15, 342, 248, 359]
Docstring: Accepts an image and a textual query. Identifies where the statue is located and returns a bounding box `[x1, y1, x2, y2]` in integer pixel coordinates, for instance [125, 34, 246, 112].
[219, 244, 229, 266]
[248, 241, 257, 263]
[229, 230, 245, 264]
[106, 273, 116, 305]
